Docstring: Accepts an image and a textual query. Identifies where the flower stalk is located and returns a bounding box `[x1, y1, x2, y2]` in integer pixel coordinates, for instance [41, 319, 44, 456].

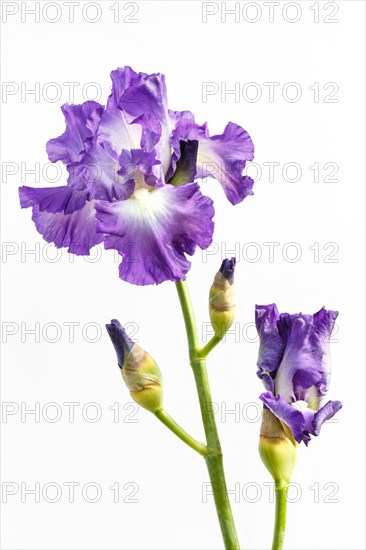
[154, 408, 207, 456]
[272, 484, 288, 550]
[175, 280, 240, 550]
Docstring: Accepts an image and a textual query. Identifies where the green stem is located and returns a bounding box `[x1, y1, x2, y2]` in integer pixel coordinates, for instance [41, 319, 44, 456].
[155, 409, 207, 456]
[199, 335, 222, 358]
[175, 279, 200, 357]
[272, 484, 288, 550]
[175, 280, 240, 550]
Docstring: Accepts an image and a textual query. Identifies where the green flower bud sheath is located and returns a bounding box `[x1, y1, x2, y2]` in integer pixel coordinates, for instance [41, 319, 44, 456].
[175, 280, 240, 550]
[259, 408, 298, 550]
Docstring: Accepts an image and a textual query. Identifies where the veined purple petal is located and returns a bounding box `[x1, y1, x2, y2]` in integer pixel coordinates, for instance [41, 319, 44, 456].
[132, 113, 162, 152]
[95, 183, 214, 285]
[170, 110, 254, 205]
[275, 309, 338, 407]
[96, 104, 142, 156]
[19, 186, 102, 255]
[19, 185, 86, 214]
[255, 304, 286, 393]
[46, 101, 104, 164]
[260, 392, 342, 446]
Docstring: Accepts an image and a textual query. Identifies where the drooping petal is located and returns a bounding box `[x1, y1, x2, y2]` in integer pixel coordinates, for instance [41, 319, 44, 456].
[255, 304, 286, 392]
[260, 392, 342, 446]
[19, 185, 86, 214]
[46, 102, 104, 164]
[170, 110, 254, 205]
[95, 183, 214, 285]
[19, 186, 102, 255]
[311, 400, 342, 435]
[274, 309, 338, 407]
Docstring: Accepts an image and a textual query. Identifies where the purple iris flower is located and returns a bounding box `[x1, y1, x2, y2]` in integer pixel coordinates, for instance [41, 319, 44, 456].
[19, 66, 254, 285]
[255, 304, 342, 445]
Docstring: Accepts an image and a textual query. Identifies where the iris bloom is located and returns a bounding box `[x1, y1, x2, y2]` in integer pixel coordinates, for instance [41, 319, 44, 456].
[19, 66, 254, 285]
[256, 304, 342, 445]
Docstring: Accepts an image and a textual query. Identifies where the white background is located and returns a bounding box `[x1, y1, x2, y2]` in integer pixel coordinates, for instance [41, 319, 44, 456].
[1, 1, 365, 549]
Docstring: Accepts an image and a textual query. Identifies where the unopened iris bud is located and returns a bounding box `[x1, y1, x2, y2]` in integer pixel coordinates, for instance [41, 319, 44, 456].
[106, 319, 163, 413]
[209, 257, 236, 338]
[259, 407, 297, 486]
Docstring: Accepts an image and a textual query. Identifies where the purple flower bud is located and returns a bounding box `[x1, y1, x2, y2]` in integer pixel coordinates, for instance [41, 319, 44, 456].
[219, 257, 236, 285]
[209, 258, 236, 338]
[106, 319, 134, 368]
[106, 318, 163, 413]
[255, 304, 342, 445]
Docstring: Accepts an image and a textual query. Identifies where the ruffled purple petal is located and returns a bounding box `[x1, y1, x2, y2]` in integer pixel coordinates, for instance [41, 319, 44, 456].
[255, 304, 286, 392]
[170, 110, 254, 205]
[67, 142, 135, 202]
[118, 149, 163, 188]
[19, 186, 102, 255]
[108, 67, 171, 174]
[110, 67, 167, 122]
[260, 392, 342, 446]
[46, 102, 104, 164]
[275, 309, 338, 406]
[95, 183, 214, 285]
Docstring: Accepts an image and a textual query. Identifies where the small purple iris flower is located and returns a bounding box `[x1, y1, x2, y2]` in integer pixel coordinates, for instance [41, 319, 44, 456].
[255, 304, 342, 445]
[19, 66, 254, 285]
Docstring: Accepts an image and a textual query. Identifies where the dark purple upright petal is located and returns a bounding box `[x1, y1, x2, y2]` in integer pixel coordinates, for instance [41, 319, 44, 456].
[168, 140, 198, 186]
[95, 183, 214, 285]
